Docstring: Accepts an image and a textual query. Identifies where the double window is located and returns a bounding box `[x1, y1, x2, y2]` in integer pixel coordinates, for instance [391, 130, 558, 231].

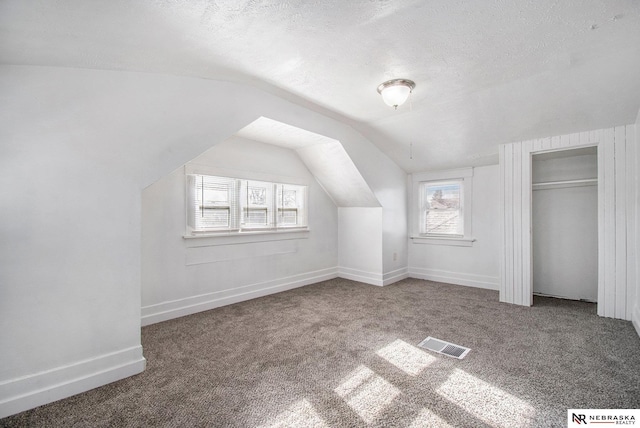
[187, 174, 307, 235]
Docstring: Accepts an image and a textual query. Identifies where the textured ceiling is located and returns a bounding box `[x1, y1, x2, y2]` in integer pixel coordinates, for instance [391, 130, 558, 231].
[1, 0, 639, 172]
[236, 117, 333, 150]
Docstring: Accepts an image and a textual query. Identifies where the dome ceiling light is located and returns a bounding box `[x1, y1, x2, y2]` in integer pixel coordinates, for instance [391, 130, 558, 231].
[376, 78, 416, 109]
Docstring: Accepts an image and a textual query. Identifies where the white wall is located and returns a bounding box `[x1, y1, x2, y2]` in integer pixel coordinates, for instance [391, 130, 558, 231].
[141, 137, 339, 325]
[532, 153, 598, 301]
[408, 165, 500, 289]
[381, 172, 410, 283]
[335, 134, 409, 285]
[499, 126, 637, 321]
[0, 66, 150, 417]
[634, 109, 640, 337]
[0, 65, 408, 417]
[338, 207, 384, 285]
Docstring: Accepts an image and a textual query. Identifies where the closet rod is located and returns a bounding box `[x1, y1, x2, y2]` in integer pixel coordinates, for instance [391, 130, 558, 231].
[532, 178, 597, 187]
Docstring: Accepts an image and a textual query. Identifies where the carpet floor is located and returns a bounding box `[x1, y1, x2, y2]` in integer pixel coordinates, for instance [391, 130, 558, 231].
[2, 278, 640, 427]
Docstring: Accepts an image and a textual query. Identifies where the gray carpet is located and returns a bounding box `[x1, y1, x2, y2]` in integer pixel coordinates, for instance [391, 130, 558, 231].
[2, 278, 640, 427]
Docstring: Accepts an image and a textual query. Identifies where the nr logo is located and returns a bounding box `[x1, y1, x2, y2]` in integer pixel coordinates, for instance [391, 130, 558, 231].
[572, 413, 587, 424]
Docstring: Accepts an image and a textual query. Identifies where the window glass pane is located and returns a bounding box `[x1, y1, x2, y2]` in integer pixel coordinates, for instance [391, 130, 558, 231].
[423, 181, 463, 235]
[193, 175, 235, 230]
[282, 190, 297, 207]
[248, 186, 267, 206]
[278, 208, 298, 225]
[245, 208, 268, 225]
[425, 210, 461, 234]
[242, 180, 273, 228]
[199, 208, 230, 228]
[203, 187, 228, 205]
[276, 184, 306, 228]
[425, 183, 460, 210]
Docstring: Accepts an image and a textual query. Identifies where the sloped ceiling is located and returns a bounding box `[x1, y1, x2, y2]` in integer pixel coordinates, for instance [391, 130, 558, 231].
[236, 117, 380, 207]
[1, 0, 639, 172]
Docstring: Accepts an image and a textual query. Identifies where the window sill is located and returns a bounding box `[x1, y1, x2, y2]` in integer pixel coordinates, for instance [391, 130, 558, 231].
[410, 236, 476, 247]
[183, 228, 310, 246]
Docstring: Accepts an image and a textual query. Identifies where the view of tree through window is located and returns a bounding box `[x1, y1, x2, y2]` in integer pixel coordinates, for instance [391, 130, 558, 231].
[423, 181, 463, 235]
[248, 186, 266, 205]
[245, 184, 269, 225]
[279, 189, 299, 225]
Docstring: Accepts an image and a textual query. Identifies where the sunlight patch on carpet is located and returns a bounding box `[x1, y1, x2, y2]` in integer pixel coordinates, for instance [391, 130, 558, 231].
[436, 368, 535, 428]
[334, 365, 400, 424]
[258, 399, 328, 428]
[376, 339, 437, 376]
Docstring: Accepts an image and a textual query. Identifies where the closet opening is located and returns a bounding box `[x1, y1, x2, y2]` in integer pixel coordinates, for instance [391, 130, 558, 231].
[531, 146, 598, 303]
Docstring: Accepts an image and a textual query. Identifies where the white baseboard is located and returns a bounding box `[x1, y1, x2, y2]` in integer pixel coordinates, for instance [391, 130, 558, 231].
[633, 304, 640, 339]
[141, 267, 339, 326]
[338, 267, 384, 286]
[337, 267, 409, 286]
[0, 346, 145, 419]
[383, 267, 409, 286]
[408, 267, 499, 290]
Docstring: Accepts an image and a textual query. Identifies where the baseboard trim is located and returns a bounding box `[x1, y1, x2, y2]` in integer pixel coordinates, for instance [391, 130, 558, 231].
[383, 267, 409, 286]
[408, 267, 499, 290]
[141, 267, 339, 326]
[337, 267, 384, 286]
[0, 346, 145, 419]
[633, 304, 640, 339]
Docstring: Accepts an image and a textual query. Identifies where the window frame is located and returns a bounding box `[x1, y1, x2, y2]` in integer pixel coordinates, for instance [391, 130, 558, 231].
[420, 179, 464, 237]
[410, 168, 475, 246]
[276, 183, 307, 228]
[188, 175, 239, 233]
[240, 179, 274, 230]
[184, 165, 309, 238]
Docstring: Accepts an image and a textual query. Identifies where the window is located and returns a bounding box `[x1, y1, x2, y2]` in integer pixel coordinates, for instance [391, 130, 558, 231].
[190, 175, 239, 231]
[242, 180, 272, 229]
[420, 180, 463, 236]
[277, 184, 305, 226]
[187, 174, 307, 235]
[411, 168, 474, 246]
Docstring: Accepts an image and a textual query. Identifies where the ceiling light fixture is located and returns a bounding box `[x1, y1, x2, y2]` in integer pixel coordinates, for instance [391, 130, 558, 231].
[377, 78, 415, 109]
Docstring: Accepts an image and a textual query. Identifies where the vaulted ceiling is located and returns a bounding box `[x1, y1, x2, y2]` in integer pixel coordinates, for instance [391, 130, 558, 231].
[1, 0, 639, 172]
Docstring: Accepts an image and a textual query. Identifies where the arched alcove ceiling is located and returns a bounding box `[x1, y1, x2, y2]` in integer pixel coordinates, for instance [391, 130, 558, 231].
[235, 117, 381, 207]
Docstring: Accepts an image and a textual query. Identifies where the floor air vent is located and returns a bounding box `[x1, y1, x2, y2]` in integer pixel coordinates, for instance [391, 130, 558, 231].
[418, 336, 470, 359]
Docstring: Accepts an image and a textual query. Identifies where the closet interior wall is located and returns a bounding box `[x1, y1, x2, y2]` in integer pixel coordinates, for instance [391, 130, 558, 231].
[531, 148, 598, 302]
